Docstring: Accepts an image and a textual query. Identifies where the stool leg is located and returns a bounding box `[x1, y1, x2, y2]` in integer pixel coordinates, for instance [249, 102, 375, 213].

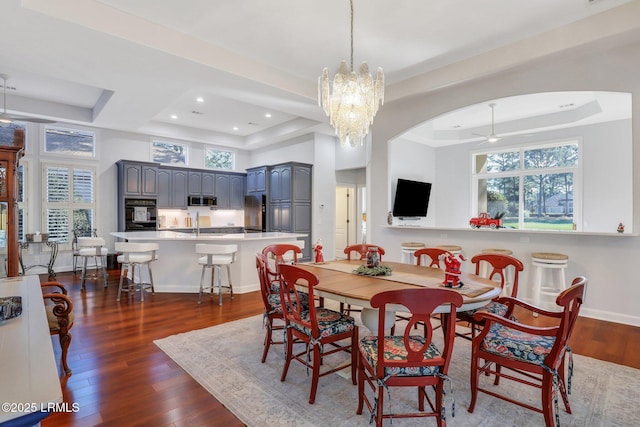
[101, 255, 108, 287]
[147, 263, 155, 295]
[226, 264, 234, 299]
[117, 262, 127, 302]
[81, 256, 88, 290]
[198, 265, 206, 304]
[217, 265, 223, 306]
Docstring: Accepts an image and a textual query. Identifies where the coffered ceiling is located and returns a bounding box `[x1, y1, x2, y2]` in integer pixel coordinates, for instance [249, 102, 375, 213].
[0, 0, 638, 150]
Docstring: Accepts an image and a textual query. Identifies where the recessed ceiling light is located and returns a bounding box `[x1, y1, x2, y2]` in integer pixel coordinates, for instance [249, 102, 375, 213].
[233, 126, 239, 131]
[196, 97, 204, 103]
[265, 113, 272, 118]
[170, 114, 178, 119]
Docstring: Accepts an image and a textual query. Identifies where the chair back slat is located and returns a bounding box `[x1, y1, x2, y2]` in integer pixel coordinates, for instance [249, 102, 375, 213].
[413, 247, 452, 268]
[279, 264, 318, 336]
[344, 244, 386, 261]
[471, 253, 524, 297]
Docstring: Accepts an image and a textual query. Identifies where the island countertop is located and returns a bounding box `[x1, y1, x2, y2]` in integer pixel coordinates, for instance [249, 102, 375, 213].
[110, 230, 307, 241]
[109, 230, 307, 295]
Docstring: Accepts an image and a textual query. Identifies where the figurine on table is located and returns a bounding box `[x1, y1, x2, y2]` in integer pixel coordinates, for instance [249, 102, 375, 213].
[441, 252, 466, 288]
[313, 239, 324, 264]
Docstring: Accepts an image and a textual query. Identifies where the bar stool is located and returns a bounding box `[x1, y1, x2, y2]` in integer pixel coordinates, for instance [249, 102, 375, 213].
[480, 248, 513, 295]
[196, 244, 238, 305]
[531, 252, 569, 309]
[436, 245, 462, 255]
[77, 237, 109, 290]
[401, 242, 425, 264]
[115, 242, 158, 302]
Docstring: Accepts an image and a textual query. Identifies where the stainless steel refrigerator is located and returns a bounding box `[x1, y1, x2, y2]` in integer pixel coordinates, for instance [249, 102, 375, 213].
[244, 194, 266, 232]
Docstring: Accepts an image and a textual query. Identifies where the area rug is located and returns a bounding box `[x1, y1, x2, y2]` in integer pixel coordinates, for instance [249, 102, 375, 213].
[154, 314, 640, 426]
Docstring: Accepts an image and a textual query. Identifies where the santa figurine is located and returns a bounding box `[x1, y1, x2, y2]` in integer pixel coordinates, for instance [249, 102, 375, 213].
[441, 252, 466, 288]
[313, 239, 324, 264]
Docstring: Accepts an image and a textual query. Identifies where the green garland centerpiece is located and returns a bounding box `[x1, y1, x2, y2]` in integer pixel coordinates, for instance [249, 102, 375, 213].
[353, 264, 393, 276]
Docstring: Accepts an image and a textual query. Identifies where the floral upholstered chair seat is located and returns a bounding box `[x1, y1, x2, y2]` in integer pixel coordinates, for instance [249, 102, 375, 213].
[480, 323, 556, 366]
[359, 335, 442, 377]
[292, 308, 355, 338]
[267, 292, 309, 314]
[465, 301, 509, 317]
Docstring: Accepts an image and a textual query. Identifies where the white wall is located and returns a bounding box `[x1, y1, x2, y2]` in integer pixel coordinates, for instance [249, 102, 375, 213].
[368, 37, 640, 327]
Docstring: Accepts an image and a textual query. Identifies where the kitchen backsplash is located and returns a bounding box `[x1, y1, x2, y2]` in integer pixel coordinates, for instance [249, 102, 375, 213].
[158, 208, 244, 229]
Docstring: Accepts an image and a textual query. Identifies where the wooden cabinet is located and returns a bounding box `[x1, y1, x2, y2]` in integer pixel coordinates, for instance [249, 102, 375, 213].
[157, 168, 188, 209]
[157, 168, 171, 208]
[215, 173, 245, 209]
[118, 161, 158, 196]
[188, 171, 216, 196]
[267, 162, 312, 260]
[246, 166, 267, 193]
[0, 139, 23, 277]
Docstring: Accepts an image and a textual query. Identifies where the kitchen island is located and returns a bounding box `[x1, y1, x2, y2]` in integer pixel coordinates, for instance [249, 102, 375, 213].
[110, 231, 307, 294]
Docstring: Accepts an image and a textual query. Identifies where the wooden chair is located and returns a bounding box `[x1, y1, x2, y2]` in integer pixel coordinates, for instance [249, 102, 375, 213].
[343, 244, 386, 261]
[41, 281, 74, 375]
[261, 243, 303, 288]
[468, 277, 587, 427]
[456, 253, 524, 339]
[357, 288, 463, 426]
[278, 264, 358, 404]
[256, 253, 308, 363]
[413, 247, 452, 267]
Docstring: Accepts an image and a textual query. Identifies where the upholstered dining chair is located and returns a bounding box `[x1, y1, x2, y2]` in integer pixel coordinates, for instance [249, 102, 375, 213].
[261, 243, 303, 289]
[357, 288, 463, 426]
[456, 253, 524, 339]
[468, 277, 586, 427]
[413, 247, 452, 267]
[342, 244, 386, 315]
[256, 253, 309, 363]
[278, 264, 358, 404]
[41, 281, 74, 375]
[343, 244, 386, 261]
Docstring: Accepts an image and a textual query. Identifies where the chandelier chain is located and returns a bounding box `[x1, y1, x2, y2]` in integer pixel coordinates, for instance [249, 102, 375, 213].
[350, 0, 354, 70]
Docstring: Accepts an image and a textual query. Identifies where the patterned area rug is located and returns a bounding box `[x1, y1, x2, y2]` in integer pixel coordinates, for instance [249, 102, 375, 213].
[154, 314, 640, 426]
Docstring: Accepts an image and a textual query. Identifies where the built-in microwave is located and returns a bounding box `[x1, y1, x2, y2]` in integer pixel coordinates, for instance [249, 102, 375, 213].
[188, 195, 217, 207]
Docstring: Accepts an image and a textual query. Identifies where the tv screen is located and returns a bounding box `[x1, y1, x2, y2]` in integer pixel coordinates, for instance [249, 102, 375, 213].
[392, 179, 432, 218]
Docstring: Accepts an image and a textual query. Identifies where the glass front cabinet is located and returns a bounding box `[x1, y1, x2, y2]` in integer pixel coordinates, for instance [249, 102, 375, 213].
[0, 130, 24, 277]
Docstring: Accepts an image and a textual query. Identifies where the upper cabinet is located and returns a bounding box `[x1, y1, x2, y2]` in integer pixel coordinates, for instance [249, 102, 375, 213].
[188, 171, 215, 196]
[117, 161, 158, 197]
[216, 173, 245, 209]
[246, 166, 267, 193]
[158, 168, 188, 209]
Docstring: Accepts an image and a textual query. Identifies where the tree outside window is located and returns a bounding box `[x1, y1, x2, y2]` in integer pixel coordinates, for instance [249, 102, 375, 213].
[152, 141, 188, 165]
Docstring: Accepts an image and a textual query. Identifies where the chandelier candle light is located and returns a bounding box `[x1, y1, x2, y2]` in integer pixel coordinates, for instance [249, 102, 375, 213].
[318, 0, 384, 147]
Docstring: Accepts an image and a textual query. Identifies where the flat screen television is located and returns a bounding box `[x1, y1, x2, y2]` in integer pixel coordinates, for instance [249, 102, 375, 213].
[392, 178, 432, 218]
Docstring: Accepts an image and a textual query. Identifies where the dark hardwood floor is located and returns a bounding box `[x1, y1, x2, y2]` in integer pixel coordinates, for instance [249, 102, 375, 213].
[41, 269, 639, 426]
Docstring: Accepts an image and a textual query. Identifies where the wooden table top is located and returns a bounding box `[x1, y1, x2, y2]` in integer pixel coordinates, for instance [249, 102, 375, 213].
[297, 259, 500, 311]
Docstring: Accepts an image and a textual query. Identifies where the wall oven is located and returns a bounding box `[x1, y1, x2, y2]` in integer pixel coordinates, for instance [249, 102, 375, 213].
[124, 198, 157, 231]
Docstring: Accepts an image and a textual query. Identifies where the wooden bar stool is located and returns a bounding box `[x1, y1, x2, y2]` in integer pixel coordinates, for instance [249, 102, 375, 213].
[77, 237, 109, 290]
[436, 245, 462, 255]
[531, 252, 569, 309]
[115, 242, 158, 302]
[196, 244, 238, 305]
[400, 242, 425, 264]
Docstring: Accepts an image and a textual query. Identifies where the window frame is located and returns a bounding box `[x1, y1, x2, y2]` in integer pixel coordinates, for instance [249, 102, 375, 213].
[151, 139, 189, 166]
[471, 138, 582, 231]
[41, 161, 97, 250]
[204, 147, 235, 171]
[42, 124, 97, 158]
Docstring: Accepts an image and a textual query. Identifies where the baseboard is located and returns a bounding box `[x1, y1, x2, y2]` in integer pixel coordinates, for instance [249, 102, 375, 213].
[580, 307, 640, 327]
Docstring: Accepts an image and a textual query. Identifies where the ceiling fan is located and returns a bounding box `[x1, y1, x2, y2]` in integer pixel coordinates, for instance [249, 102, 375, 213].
[473, 102, 502, 143]
[1, 74, 56, 124]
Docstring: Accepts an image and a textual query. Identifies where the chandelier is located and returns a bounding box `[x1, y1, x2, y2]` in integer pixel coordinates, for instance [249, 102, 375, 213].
[318, 0, 384, 147]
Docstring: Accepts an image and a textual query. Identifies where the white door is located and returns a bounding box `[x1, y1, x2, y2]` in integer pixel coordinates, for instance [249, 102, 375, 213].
[335, 186, 357, 258]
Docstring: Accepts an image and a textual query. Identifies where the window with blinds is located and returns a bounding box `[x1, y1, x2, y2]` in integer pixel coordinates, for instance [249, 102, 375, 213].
[43, 164, 96, 244]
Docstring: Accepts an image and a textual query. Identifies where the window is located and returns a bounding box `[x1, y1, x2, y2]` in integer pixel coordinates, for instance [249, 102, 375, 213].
[205, 148, 234, 170]
[473, 141, 579, 231]
[43, 163, 96, 245]
[44, 126, 95, 157]
[151, 140, 188, 165]
[0, 122, 27, 146]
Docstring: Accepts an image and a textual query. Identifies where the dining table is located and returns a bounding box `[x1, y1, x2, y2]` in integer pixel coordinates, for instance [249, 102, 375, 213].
[296, 259, 501, 331]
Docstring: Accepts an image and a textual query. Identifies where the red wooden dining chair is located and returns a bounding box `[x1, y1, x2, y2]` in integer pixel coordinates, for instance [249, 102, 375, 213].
[278, 264, 358, 404]
[468, 276, 586, 427]
[261, 243, 303, 288]
[357, 288, 463, 426]
[344, 244, 386, 261]
[413, 247, 451, 267]
[456, 253, 524, 339]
